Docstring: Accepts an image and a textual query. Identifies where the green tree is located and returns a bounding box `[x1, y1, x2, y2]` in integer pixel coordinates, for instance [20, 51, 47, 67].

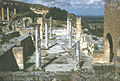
[46, 7, 68, 21]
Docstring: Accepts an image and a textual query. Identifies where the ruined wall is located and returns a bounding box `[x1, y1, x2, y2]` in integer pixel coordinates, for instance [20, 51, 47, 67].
[0, 44, 19, 71]
[104, 0, 120, 60]
[9, 34, 35, 61]
[0, 72, 86, 81]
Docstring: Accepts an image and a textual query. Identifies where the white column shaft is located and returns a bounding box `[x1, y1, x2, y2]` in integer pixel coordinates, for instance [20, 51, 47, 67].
[69, 20, 72, 49]
[45, 23, 48, 49]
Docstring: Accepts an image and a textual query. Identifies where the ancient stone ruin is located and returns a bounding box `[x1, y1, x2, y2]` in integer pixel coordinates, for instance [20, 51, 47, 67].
[0, 0, 120, 81]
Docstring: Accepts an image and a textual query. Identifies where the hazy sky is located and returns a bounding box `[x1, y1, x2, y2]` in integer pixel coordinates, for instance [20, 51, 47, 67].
[16, 0, 104, 16]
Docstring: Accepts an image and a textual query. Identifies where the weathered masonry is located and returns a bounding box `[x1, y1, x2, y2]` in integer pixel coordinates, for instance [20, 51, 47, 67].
[104, 0, 120, 62]
[103, 0, 120, 74]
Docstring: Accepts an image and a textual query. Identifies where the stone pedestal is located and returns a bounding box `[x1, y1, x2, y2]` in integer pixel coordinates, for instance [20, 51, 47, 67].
[12, 47, 24, 70]
[76, 17, 82, 40]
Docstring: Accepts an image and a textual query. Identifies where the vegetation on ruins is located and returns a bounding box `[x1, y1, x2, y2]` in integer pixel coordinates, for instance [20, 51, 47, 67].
[46, 7, 68, 21]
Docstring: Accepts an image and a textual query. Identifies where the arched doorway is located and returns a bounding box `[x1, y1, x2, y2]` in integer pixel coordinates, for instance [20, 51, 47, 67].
[104, 33, 114, 62]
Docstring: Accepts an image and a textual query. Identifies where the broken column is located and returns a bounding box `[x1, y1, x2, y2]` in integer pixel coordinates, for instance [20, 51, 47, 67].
[37, 17, 43, 40]
[68, 19, 72, 49]
[35, 24, 42, 70]
[49, 17, 52, 39]
[7, 7, 10, 21]
[2, 7, 4, 21]
[45, 23, 49, 49]
[12, 47, 24, 70]
[76, 17, 82, 40]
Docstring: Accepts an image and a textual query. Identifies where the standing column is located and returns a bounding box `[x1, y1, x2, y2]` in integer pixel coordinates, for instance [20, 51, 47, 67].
[35, 24, 42, 70]
[37, 17, 43, 40]
[68, 19, 72, 49]
[7, 7, 10, 21]
[75, 41, 80, 60]
[76, 17, 82, 40]
[45, 23, 49, 49]
[2, 7, 4, 21]
[14, 8, 16, 15]
[75, 40, 82, 70]
[49, 17, 52, 39]
[67, 17, 69, 39]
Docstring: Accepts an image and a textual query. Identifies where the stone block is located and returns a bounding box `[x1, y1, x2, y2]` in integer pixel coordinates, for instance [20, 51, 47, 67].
[12, 47, 24, 70]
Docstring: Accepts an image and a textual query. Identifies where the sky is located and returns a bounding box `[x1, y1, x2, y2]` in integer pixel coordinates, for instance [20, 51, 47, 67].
[16, 0, 104, 16]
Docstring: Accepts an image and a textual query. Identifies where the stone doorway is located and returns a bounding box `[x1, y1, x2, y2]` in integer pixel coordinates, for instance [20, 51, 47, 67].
[104, 33, 114, 62]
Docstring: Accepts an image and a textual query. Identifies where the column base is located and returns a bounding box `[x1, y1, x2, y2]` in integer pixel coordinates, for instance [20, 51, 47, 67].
[35, 67, 42, 71]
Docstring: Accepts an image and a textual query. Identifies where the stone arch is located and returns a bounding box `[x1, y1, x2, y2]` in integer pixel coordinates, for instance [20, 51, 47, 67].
[104, 33, 114, 62]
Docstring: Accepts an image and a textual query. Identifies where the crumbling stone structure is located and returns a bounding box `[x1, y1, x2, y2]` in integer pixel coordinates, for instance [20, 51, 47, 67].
[104, 0, 120, 74]
[104, 0, 120, 61]
[0, 44, 19, 71]
[9, 34, 35, 58]
[9, 34, 35, 69]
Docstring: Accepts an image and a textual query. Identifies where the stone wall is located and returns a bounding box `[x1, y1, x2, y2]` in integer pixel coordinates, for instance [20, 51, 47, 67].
[9, 34, 35, 59]
[0, 72, 86, 81]
[0, 44, 19, 71]
[104, 0, 120, 74]
[93, 51, 104, 63]
[104, 0, 120, 59]
[5, 30, 20, 38]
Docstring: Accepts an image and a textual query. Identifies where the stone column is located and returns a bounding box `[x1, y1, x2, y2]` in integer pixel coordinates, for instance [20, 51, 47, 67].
[67, 17, 70, 39]
[37, 17, 43, 40]
[14, 8, 16, 15]
[68, 19, 72, 49]
[45, 23, 49, 49]
[35, 24, 42, 70]
[23, 21, 26, 27]
[75, 41, 80, 60]
[12, 47, 24, 70]
[2, 7, 4, 21]
[7, 7, 10, 21]
[76, 17, 82, 40]
[49, 17, 52, 39]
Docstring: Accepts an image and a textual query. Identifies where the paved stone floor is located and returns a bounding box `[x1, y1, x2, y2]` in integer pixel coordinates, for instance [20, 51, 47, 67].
[25, 29, 93, 72]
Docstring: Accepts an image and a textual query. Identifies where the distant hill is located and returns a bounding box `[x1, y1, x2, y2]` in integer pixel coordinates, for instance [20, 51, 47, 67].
[0, 0, 49, 14]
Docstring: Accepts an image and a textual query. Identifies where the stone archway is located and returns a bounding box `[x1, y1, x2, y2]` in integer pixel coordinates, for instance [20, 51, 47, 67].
[104, 33, 114, 62]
